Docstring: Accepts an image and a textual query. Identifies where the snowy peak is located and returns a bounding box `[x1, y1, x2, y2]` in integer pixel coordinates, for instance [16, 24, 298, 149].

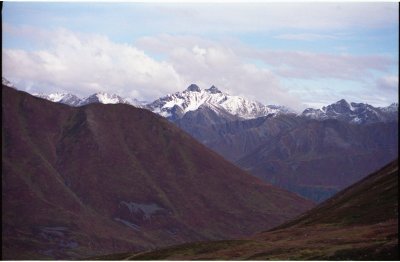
[33, 92, 82, 107]
[33, 91, 142, 108]
[207, 85, 222, 94]
[186, 84, 201, 92]
[302, 108, 326, 120]
[302, 99, 398, 124]
[147, 84, 294, 121]
[2, 77, 15, 88]
[381, 102, 398, 113]
[322, 99, 353, 116]
[46, 93, 70, 102]
[80, 92, 130, 106]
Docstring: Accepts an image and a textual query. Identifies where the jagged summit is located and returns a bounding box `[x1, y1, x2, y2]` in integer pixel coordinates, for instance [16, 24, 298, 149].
[186, 84, 201, 92]
[335, 99, 351, 109]
[336, 98, 348, 104]
[147, 84, 292, 120]
[34, 92, 83, 107]
[32, 91, 146, 108]
[16, 81, 397, 125]
[302, 99, 398, 124]
[207, 85, 222, 94]
[80, 92, 130, 106]
[2, 77, 16, 89]
[382, 102, 399, 112]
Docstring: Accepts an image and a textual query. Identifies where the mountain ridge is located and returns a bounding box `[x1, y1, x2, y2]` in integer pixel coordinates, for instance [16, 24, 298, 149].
[4, 80, 398, 203]
[2, 83, 313, 259]
[4, 77, 395, 125]
[146, 84, 293, 121]
[301, 98, 398, 124]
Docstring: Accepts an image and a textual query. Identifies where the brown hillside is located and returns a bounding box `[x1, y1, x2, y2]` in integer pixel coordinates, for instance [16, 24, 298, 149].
[106, 159, 398, 260]
[2, 85, 313, 259]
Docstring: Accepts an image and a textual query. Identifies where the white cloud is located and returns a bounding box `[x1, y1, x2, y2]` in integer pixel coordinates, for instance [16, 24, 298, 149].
[242, 50, 395, 80]
[3, 28, 305, 109]
[274, 33, 338, 41]
[377, 75, 398, 90]
[152, 3, 398, 33]
[3, 29, 183, 101]
[3, 28, 397, 110]
[137, 35, 304, 110]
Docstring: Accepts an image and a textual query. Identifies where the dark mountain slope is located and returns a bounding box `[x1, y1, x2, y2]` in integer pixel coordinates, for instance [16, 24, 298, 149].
[275, 158, 398, 229]
[236, 118, 398, 201]
[175, 107, 397, 202]
[176, 114, 301, 162]
[103, 159, 398, 260]
[2, 85, 313, 259]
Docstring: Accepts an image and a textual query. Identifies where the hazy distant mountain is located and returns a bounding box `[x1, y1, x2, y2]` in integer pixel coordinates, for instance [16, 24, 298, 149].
[236, 117, 398, 201]
[2, 83, 313, 260]
[169, 96, 398, 202]
[33, 91, 146, 108]
[2, 77, 16, 89]
[79, 92, 131, 106]
[301, 99, 398, 124]
[34, 92, 83, 107]
[24, 81, 398, 126]
[173, 108, 398, 202]
[147, 84, 294, 121]
[113, 159, 398, 260]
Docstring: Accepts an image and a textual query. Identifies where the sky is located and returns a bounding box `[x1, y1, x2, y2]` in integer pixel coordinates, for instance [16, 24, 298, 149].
[2, 2, 399, 110]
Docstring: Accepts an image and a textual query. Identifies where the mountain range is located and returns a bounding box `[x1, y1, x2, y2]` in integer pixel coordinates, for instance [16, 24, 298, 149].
[103, 158, 398, 260]
[33, 92, 145, 108]
[2, 83, 313, 260]
[27, 81, 397, 125]
[8, 80, 399, 202]
[150, 85, 397, 201]
[147, 84, 293, 121]
[302, 99, 398, 124]
[2, 79, 398, 260]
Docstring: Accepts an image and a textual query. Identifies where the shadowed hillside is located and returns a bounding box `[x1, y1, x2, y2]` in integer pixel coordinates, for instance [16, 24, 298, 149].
[176, 109, 398, 202]
[2, 84, 313, 260]
[98, 159, 398, 260]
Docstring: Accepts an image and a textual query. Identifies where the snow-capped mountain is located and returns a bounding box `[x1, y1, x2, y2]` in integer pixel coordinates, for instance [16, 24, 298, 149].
[34, 93, 83, 107]
[32, 91, 146, 108]
[302, 99, 398, 124]
[2, 77, 16, 89]
[380, 102, 399, 113]
[10, 77, 396, 125]
[147, 84, 294, 120]
[79, 92, 131, 106]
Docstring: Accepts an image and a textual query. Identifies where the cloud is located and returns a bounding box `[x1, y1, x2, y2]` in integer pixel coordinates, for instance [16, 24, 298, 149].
[137, 35, 304, 110]
[152, 2, 398, 33]
[3, 24, 51, 45]
[4, 2, 397, 52]
[3, 28, 305, 109]
[273, 33, 338, 41]
[138, 34, 395, 82]
[3, 27, 397, 110]
[376, 75, 398, 90]
[3, 28, 183, 101]
[243, 50, 394, 80]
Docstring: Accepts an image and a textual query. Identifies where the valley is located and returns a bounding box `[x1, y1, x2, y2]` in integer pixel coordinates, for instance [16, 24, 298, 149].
[91, 159, 399, 260]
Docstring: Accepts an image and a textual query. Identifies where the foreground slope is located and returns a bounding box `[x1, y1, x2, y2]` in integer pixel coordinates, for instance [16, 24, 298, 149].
[107, 159, 398, 260]
[2, 85, 313, 259]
